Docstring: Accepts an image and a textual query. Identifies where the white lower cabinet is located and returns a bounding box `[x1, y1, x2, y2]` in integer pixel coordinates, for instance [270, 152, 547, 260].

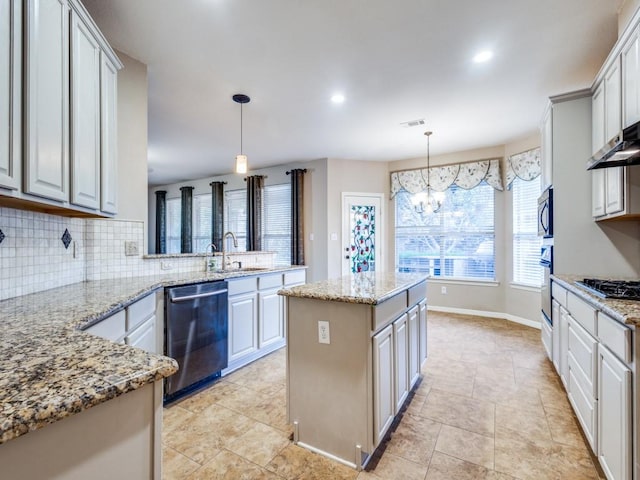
[408, 305, 420, 389]
[598, 344, 632, 480]
[552, 299, 560, 370]
[419, 300, 427, 367]
[373, 323, 394, 446]
[228, 290, 258, 362]
[559, 306, 570, 387]
[393, 313, 409, 413]
[259, 287, 283, 348]
[126, 315, 157, 353]
[541, 314, 552, 360]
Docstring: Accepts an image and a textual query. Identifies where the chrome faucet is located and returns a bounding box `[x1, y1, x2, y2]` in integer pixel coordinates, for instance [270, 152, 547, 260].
[222, 232, 238, 271]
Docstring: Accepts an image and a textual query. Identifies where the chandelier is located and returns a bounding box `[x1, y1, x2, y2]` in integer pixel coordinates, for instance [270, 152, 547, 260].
[412, 130, 445, 214]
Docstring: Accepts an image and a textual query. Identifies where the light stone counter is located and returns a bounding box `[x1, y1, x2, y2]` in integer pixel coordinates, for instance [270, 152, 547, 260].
[0, 266, 305, 445]
[278, 271, 428, 305]
[551, 274, 640, 326]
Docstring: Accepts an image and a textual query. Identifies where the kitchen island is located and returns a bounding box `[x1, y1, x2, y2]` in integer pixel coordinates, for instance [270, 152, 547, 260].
[279, 271, 428, 470]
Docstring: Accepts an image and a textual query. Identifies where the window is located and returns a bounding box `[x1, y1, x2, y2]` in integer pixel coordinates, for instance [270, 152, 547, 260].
[263, 184, 291, 266]
[224, 189, 247, 252]
[512, 176, 542, 287]
[193, 193, 212, 253]
[166, 197, 181, 254]
[395, 183, 495, 280]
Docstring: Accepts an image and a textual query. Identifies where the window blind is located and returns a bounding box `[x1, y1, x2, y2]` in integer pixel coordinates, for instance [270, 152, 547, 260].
[224, 189, 247, 252]
[166, 197, 181, 254]
[263, 184, 292, 266]
[395, 183, 495, 280]
[512, 176, 542, 287]
[193, 193, 212, 253]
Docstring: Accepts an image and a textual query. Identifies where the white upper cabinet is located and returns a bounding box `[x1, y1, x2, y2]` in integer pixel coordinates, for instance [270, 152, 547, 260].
[622, 26, 640, 128]
[592, 82, 605, 155]
[24, 0, 70, 202]
[540, 104, 553, 190]
[70, 8, 101, 209]
[100, 53, 118, 214]
[0, 0, 21, 191]
[604, 59, 622, 142]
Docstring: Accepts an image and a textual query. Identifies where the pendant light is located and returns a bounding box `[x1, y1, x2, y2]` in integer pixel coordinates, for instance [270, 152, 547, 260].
[233, 94, 251, 174]
[413, 130, 445, 214]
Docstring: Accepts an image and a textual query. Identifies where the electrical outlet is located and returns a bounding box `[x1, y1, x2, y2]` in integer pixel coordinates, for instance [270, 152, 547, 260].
[318, 320, 330, 344]
[161, 261, 173, 270]
[124, 241, 139, 256]
[441, 286, 447, 294]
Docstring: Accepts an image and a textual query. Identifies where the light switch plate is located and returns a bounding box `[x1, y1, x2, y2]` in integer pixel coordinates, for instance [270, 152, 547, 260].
[318, 320, 330, 344]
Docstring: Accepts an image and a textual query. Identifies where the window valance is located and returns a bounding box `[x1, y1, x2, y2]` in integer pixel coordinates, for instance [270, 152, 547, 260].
[390, 158, 503, 198]
[505, 147, 540, 190]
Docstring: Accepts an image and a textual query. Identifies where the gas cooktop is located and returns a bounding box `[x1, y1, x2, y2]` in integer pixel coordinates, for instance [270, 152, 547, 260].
[576, 278, 640, 300]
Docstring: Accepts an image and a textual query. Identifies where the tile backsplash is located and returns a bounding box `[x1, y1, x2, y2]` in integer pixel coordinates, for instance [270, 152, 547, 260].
[0, 207, 276, 300]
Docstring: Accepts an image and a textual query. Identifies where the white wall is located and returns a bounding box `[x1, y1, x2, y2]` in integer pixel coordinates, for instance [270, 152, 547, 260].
[115, 52, 149, 235]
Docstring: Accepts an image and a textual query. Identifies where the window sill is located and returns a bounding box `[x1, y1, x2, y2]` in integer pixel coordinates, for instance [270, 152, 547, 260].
[509, 282, 541, 292]
[428, 277, 500, 287]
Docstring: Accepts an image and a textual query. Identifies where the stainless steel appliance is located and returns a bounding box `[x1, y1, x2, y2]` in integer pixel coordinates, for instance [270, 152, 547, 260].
[165, 281, 228, 402]
[587, 120, 640, 170]
[540, 244, 553, 324]
[576, 278, 640, 300]
[537, 186, 553, 238]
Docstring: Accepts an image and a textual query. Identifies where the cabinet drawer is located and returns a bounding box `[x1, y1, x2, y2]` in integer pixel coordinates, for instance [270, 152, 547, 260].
[568, 319, 597, 397]
[598, 312, 631, 364]
[228, 277, 258, 296]
[407, 281, 427, 307]
[373, 292, 407, 332]
[85, 309, 126, 342]
[126, 292, 156, 331]
[284, 269, 306, 286]
[552, 282, 568, 308]
[259, 273, 283, 290]
[567, 293, 597, 336]
[568, 368, 597, 452]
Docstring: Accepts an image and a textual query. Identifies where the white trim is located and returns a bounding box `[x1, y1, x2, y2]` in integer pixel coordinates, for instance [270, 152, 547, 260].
[429, 305, 541, 330]
[428, 278, 500, 287]
[295, 441, 358, 469]
[509, 282, 542, 292]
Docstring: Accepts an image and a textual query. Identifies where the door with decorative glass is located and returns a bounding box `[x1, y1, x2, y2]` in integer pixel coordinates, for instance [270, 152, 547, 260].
[342, 193, 384, 275]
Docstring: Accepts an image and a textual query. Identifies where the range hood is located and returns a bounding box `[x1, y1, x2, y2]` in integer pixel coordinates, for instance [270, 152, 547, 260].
[587, 121, 640, 170]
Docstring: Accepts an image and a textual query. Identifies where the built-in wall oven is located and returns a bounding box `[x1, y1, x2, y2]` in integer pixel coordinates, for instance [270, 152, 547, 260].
[164, 281, 228, 403]
[538, 185, 554, 327]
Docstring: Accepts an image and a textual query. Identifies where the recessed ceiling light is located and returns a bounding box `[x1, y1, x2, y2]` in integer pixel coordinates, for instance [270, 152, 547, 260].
[331, 94, 345, 104]
[473, 50, 493, 63]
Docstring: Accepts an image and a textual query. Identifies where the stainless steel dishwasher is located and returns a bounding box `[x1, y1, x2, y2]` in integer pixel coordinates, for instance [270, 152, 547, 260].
[165, 281, 228, 402]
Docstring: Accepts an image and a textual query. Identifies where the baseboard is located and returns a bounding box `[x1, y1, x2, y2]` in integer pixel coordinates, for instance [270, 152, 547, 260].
[428, 305, 541, 330]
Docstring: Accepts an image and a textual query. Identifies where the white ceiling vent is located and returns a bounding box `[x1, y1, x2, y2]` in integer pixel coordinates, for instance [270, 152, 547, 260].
[400, 118, 426, 128]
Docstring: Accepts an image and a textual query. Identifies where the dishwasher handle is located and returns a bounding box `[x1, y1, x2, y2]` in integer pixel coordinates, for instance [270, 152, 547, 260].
[169, 288, 227, 303]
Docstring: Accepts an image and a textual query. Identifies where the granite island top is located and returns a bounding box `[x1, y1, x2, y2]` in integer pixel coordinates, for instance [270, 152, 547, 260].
[551, 274, 640, 326]
[0, 266, 305, 445]
[278, 271, 428, 305]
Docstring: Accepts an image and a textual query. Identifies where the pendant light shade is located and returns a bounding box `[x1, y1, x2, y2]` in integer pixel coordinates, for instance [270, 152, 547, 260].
[232, 94, 251, 174]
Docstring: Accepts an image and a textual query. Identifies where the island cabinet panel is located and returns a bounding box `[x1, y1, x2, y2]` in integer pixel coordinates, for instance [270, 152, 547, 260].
[284, 274, 427, 470]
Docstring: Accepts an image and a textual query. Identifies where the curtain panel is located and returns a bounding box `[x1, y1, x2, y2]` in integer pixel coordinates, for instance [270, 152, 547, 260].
[288, 169, 306, 265]
[210, 181, 225, 250]
[245, 175, 264, 251]
[155, 190, 167, 254]
[180, 186, 194, 253]
[390, 158, 503, 198]
[505, 147, 541, 189]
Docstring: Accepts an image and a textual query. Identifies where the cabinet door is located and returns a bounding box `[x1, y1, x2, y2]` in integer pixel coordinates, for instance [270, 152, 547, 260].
[126, 315, 157, 354]
[592, 169, 606, 217]
[407, 306, 420, 389]
[623, 27, 640, 128]
[605, 167, 624, 215]
[559, 307, 570, 388]
[552, 299, 560, 372]
[70, 9, 100, 209]
[228, 292, 258, 362]
[605, 59, 622, 144]
[24, 0, 70, 202]
[258, 288, 283, 348]
[373, 324, 394, 446]
[592, 82, 605, 155]
[100, 53, 118, 214]
[393, 314, 409, 413]
[541, 106, 553, 190]
[598, 344, 632, 480]
[0, 0, 21, 190]
[419, 300, 427, 367]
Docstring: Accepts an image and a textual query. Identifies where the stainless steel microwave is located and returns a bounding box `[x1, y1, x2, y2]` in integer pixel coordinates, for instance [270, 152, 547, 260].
[537, 186, 553, 238]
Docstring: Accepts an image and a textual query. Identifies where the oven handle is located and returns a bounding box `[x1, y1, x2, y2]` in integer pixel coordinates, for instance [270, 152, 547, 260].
[169, 289, 227, 303]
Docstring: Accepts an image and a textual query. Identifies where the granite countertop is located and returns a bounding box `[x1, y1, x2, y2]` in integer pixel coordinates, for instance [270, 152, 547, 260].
[551, 274, 640, 326]
[0, 265, 305, 445]
[278, 271, 428, 305]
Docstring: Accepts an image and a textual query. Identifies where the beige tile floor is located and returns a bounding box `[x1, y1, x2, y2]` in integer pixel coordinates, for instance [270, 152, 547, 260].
[162, 311, 606, 480]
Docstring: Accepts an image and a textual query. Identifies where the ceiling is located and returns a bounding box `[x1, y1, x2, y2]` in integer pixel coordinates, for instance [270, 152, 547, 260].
[82, 0, 623, 186]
